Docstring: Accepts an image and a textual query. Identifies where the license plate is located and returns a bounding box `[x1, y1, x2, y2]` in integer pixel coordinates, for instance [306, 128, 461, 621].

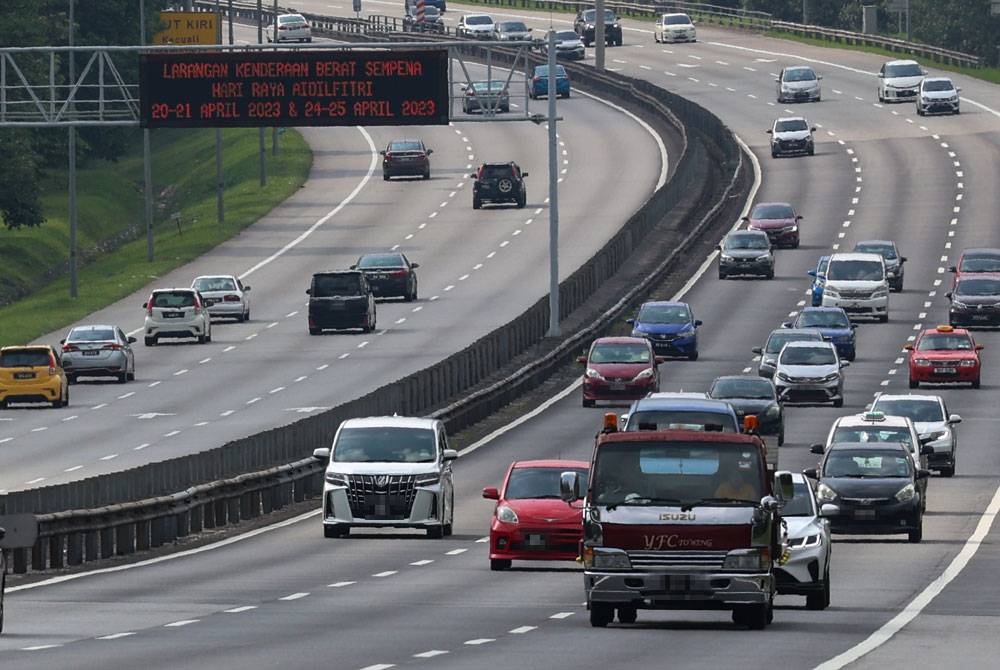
[972, 314, 990, 321]
[854, 509, 876, 519]
[609, 383, 626, 391]
[82, 350, 100, 356]
[933, 367, 956, 374]
[525, 533, 546, 547]
[163, 311, 183, 319]
[13, 371, 35, 380]
[328, 303, 346, 311]
[668, 575, 690, 591]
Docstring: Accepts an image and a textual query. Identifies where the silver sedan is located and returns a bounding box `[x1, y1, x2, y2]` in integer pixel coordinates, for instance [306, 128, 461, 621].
[60, 324, 136, 383]
[191, 275, 251, 322]
[776, 472, 833, 610]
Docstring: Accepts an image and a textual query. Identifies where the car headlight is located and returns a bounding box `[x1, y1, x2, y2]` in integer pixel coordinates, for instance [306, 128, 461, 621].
[824, 287, 840, 299]
[950, 300, 969, 309]
[325, 471, 348, 486]
[675, 330, 695, 339]
[585, 368, 606, 380]
[958, 359, 978, 367]
[414, 472, 441, 486]
[820, 373, 841, 383]
[775, 372, 791, 382]
[788, 533, 822, 550]
[585, 23, 594, 29]
[584, 547, 631, 569]
[789, 225, 798, 232]
[722, 548, 769, 570]
[873, 288, 889, 299]
[914, 358, 931, 366]
[720, 253, 735, 262]
[894, 483, 916, 503]
[496, 504, 519, 524]
[613, 22, 620, 28]
[816, 482, 837, 502]
[756, 253, 772, 261]
[765, 405, 781, 417]
[633, 368, 656, 382]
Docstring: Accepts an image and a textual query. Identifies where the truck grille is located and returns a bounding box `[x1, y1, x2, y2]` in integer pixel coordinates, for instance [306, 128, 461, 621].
[346, 474, 417, 519]
[627, 550, 728, 570]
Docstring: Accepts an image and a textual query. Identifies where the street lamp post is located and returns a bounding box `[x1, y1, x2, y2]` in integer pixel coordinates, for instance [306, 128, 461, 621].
[546, 30, 560, 336]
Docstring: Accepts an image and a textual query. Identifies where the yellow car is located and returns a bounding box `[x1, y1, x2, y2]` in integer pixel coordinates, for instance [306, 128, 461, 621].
[0, 345, 70, 408]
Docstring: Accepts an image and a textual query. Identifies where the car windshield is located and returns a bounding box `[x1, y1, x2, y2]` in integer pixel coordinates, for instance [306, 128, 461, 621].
[589, 343, 651, 364]
[591, 442, 761, 506]
[726, 234, 769, 250]
[664, 14, 691, 25]
[499, 21, 527, 31]
[466, 15, 493, 25]
[781, 481, 815, 516]
[710, 378, 774, 400]
[751, 203, 794, 219]
[193, 277, 236, 292]
[826, 259, 883, 281]
[68, 327, 116, 342]
[832, 426, 912, 447]
[873, 399, 944, 423]
[152, 291, 196, 308]
[775, 119, 808, 132]
[555, 30, 578, 41]
[955, 278, 1000, 296]
[358, 253, 405, 269]
[922, 79, 954, 92]
[388, 140, 423, 152]
[885, 63, 922, 78]
[625, 410, 738, 433]
[765, 332, 819, 354]
[312, 274, 361, 297]
[783, 68, 816, 82]
[823, 449, 911, 478]
[333, 426, 436, 463]
[960, 254, 1000, 272]
[636, 304, 691, 325]
[583, 9, 616, 22]
[0, 349, 51, 367]
[780, 346, 835, 365]
[916, 333, 974, 351]
[798, 310, 850, 328]
[854, 243, 896, 260]
[506, 467, 588, 499]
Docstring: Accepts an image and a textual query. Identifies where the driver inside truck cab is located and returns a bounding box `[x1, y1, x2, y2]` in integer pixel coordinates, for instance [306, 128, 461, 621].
[594, 449, 646, 503]
[714, 456, 760, 501]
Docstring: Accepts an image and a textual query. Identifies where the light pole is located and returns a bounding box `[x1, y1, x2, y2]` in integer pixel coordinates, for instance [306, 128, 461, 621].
[68, 0, 77, 296]
[544, 30, 561, 336]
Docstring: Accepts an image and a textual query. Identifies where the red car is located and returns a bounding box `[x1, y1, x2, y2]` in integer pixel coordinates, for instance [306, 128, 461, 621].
[483, 459, 589, 571]
[743, 201, 801, 249]
[578, 336, 662, 407]
[906, 325, 983, 388]
[948, 248, 1000, 288]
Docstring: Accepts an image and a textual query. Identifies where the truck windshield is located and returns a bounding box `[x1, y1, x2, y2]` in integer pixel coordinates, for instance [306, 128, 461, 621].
[591, 442, 762, 507]
[333, 427, 436, 463]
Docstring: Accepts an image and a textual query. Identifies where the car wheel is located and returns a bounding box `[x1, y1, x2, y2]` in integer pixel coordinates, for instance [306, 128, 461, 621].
[309, 328, 321, 336]
[423, 170, 430, 180]
[807, 568, 831, 610]
[718, 271, 727, 280]
[473, 195, 482, 210]
[561, 90, 570, 99]
[323, 524, 349, 538]
[144, 336, 156, 346]
[878, 314, 889, 323]
[940, 465, 955, 477]
[877, 89, 884, 103]
[808, 146, 815, 156]
[908, 520, 923, 543]
[917, 107, 924, 116]
[972, 377, 981, 389]
[404, 286, 415, 302]
[617, 605, 637, 624]
[589, 603, 613, 627]
[0, 571, 4, 632]
[909, 378, 918, 389]
[771, 150, 779, 158]
[832, 397, 843, 408]
[67, 374, 77, 385]
[732, 603, 769, 630]
[688, 351, 699, 361]
[427, 524, 444, 539]
[127, 371, 135, 381]
[766, 269, 775, 280]
[490, 559, 511, 571]
[516, 194, 526, 209]
[778, 425, 785, 446]
[198, 334, 207, 344]
[118, 371, 128, 384]
[583, 398, 595, 408]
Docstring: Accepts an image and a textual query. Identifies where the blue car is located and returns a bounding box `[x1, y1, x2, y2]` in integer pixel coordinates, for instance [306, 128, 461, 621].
[784, 306, 856, 361]
[627, 300, 701, 360]
[529, 64, 571, 99]
[808, 255, 829, 306]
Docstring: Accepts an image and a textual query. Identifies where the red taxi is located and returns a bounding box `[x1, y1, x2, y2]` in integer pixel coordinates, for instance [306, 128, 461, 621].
[483, 459, 589, 571]
[905, 325, 983, 388]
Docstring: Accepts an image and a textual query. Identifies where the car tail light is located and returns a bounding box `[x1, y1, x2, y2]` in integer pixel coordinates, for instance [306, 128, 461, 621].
[102, 343, 123, 351]
[146, 296, 155, 315]
[532, 76, 541, 83]
[62, 344, 79, 352]
[391, 270, 408, 277]
[48, 352, 57, 376]
[193, 295, 203, 313]
[224, 294, 241, 302]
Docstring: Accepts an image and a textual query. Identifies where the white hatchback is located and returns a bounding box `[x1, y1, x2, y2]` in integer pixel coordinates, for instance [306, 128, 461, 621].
[142, 288, 212, 346]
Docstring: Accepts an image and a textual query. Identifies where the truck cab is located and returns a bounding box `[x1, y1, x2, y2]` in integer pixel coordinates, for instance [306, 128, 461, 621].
[562, 414, 792, 629]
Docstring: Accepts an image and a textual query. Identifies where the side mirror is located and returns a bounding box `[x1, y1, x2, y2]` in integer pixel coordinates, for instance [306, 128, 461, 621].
[60, 338, 66, 344]
[378, 150, 386, 155]
[903, 344, 914, 350]
[900, 256, 907, 263]
[625, 318, 635, 325]
[956, 86, 962, 92]
[577, 355, 588, 364]
[781, 321, 792, 328]
[619, 413, 629, 427]
[751, 347, 763, 355]
[948, 414, 962, 425]
[469, 173, 477, 178]
[312, 447, 330, 460]
[920, 445, 935, 456]
[774, 78, 780, 83]
[760, 495, 780, 512]
[349, 264, 357, 269]
[522, 172, 529, 177]
[741, 215, 750, 222]
[795, 215, 803, 220]
[411, 263, 420, 269]
[817, 75, 823, 80]
[850, 324, 858, 329]
[810, 443, 825, 455]
[654, 356, 667, 365]
[482, 486, 500, 500]
[426, 149, 433, 155]
[878, 72, 884, 78]
[819, 503, 839, 517]
[976, 344, 985, 351]
[142, 302, 148, 309]
[948, 265, 957, 273]
[766, 129, 773, 134]
[694, 319, 703, 327]
[442, 448, 459, 461]
[243, 285, 251, 291]
[916, 469, 931, 480]
[810, 126, 817, 132]
[128, 336, 137, 344]
[0, 527, 4, 541]
[840, 361, 850, 368]
[560, 471, 581, 503]
[803, 468, 819, 480]
[945, 291, 952, 298]
[715, 244, 723, 251]
[774, 470, 794, 502]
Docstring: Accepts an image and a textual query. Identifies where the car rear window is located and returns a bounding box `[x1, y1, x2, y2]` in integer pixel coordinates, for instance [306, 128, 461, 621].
[626, 410, 737, 433]
[665, 14, 691, 25]
[68, 328, 116, 341]
[0, 349, 52, 367]
[358, 254, 405, 269]
[312, 274, 361, 297]
[765, 331, 821, 353]
[193, 277, 236, 292]
[590, 343, 651, 364]
[481, 164, 514, 178]
[960, 254, 1000, 272]
[151, 291, 196, 307]
[388, 140, 423, 152]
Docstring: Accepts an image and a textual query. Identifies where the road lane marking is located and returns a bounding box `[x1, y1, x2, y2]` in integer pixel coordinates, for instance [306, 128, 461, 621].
[225, 606, 258, 613]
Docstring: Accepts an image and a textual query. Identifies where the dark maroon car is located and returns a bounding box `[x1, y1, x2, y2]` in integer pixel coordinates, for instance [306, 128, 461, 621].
[381, 138, 432, 180]
[743, 202, 801, 249]
[578, 336, 662, 407]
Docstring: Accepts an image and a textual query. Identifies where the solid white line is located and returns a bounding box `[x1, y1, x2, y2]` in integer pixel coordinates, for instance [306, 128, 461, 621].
[22, 645, 62, 651]
[816, 482, 1000, 669]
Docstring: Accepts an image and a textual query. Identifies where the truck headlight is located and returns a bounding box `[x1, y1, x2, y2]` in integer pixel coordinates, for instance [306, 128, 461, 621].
[816, 482, 837, 502]
[894, 483, 916, 503]
[496, 504, 519, 524]
[587, 548, 631, 569]
[723, 548, 769, 570]
[325, 471, 348, 485]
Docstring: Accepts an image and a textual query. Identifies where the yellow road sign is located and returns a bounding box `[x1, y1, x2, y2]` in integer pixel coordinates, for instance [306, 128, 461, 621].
[153, 11, 219, 45]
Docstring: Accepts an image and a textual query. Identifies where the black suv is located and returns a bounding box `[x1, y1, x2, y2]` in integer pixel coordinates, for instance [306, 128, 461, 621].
[307, 270, 377, 334]
[574, 8, 622, 47]
[471, 162, 528, 209]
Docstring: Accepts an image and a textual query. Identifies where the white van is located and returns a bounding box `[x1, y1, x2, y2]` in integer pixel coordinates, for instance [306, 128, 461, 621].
[821, 252, 889, 322]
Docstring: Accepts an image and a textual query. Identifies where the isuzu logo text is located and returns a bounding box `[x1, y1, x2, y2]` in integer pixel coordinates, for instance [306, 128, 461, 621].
[660, 512, 696, 521]
[643, 535, 714, 550]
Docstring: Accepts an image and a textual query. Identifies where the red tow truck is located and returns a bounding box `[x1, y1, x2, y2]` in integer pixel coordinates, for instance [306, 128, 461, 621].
[560, 413, 793, 629]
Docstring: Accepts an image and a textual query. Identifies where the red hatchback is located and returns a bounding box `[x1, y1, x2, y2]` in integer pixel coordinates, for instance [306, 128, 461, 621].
[743, 202, 802, 249]
[906, 325, 983, 388]
[579, 336, 662, 407]
[483, 460, 589, 571]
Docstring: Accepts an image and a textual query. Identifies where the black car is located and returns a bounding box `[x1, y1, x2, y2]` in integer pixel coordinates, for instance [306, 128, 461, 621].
[351, 252, 419, 301]
[381, 139, 432, 180]
[307, 270, 376, 334]
[403, 5, 445, 33]
[573, 8, 622, 47]
[947, 274, 1000, 328]
[471, 162, 528, 209]
[717, 230, 774, 279]
[854, 240, 906, 292]
[804, 441, 929, 543]
[708, 375, 785, 445]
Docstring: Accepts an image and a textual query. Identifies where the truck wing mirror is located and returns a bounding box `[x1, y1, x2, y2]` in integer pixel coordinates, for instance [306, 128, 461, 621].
[560, 471, 581, 503]
[773, 470, 794, 503]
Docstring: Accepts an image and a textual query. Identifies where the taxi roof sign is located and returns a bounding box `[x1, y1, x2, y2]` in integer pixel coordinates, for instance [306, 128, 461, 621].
[935, 324, 954, 332]
[862, 410, 886, 422]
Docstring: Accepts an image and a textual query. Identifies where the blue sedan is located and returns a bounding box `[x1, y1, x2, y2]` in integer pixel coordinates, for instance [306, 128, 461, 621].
[784, 306, 856, 361]
[627, 300, 701, 360]
[529, 64, 570, 99]
[808, 255, 829, 306]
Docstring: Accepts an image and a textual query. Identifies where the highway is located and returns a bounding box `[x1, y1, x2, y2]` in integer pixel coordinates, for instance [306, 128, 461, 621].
[3, 6, 1000, 668]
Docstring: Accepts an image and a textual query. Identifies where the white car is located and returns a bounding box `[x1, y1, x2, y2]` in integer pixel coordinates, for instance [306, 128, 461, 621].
[312, 416, 457, 538]
[821, 252, 889, 322]
[142, 288, 212, 346]
[776, 65, 822, 103]
[457, 13, 495, 39]
[542, 29, 585, 61]
[877, 59, 924, 103]
[266, 13, 311, 43]
[773, 341, 847, 407]
[916, 76, 960, 115]
[191, 274, 251, 322]
[654, 13, 696, 43]
[871, 394, 961, 477]
[767, 116, 815, 157]
[776, 472, 833, 610]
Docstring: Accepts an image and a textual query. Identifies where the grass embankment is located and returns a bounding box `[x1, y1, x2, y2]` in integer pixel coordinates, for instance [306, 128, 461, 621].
[0, 128, 312, 344]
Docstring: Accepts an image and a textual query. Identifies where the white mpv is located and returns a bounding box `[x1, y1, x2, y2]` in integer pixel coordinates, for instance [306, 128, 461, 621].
[821, 253, 890, 322]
